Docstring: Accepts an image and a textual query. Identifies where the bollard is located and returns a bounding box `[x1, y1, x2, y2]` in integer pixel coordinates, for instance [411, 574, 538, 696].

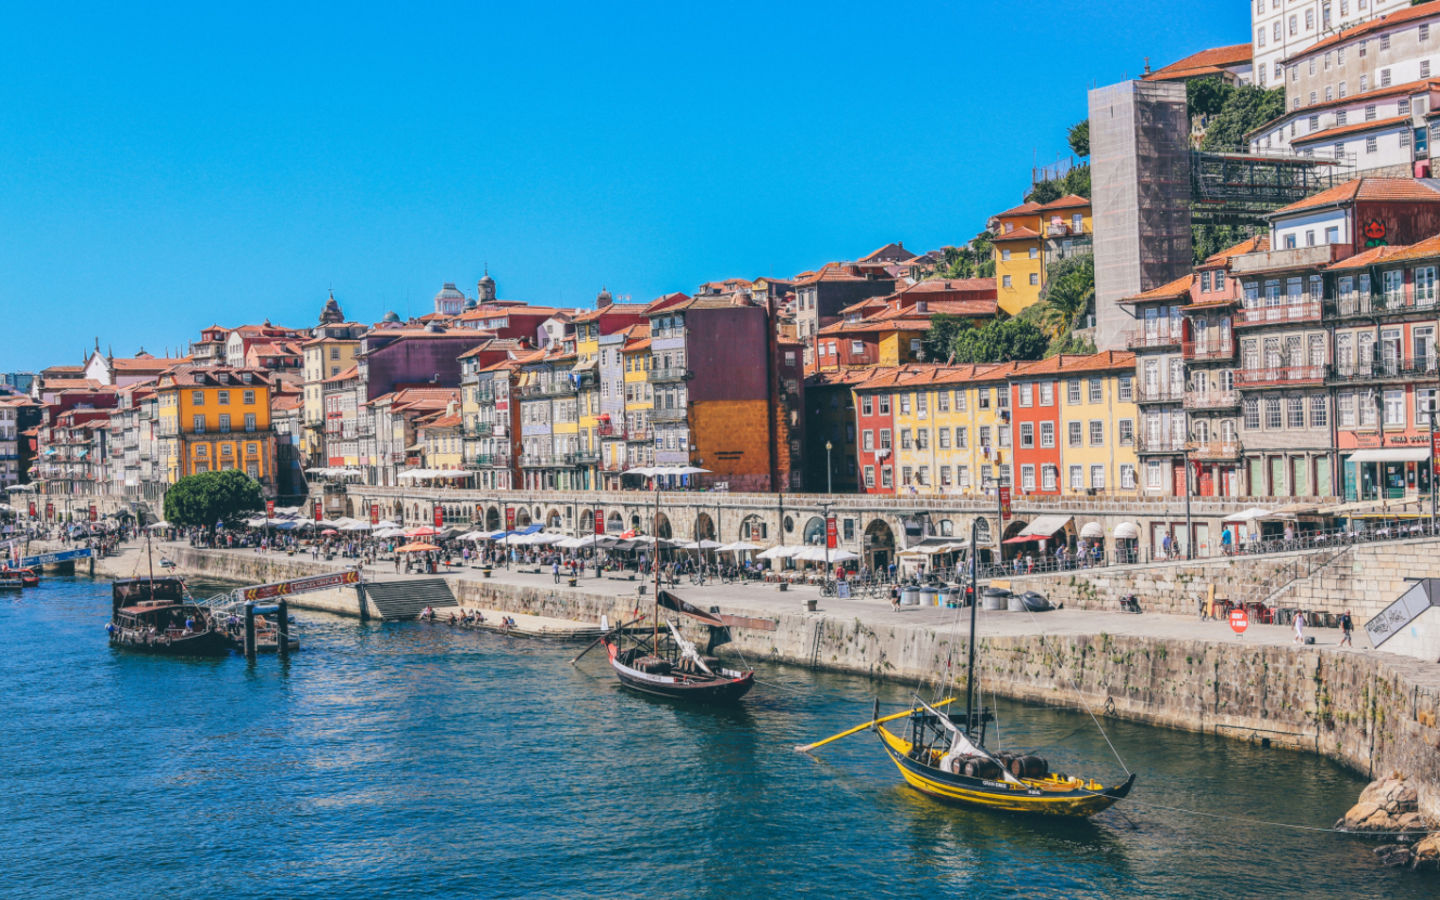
[277, 599, 290, 658]
[244, 602, 256, 660]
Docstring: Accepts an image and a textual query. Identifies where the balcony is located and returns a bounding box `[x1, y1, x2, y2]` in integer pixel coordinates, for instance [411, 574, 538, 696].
[626, 428, 652, 443]
[1135, 434, 1187, 454]
[652, 407, 688, 423]
[471, 422, 494, 437]
[1134, 383, 1184, 404]
[1330, 294, 1440, 319]
[1186, 439, 1244, 461]
[1182, 340, 1236, 362]
[1233, 302, 1322, 328]
[1184, 390, 1240, 410]
[597, 421, 615, 437]
[520, 454, 556, 468]
[570, 451, 601, 466]
[1227, 243, 1348, 275]
[1126, 330, 1182, 351]
[1330, 356, 1439, 382]
[1235, 365, 1328, 388]
[649, 367, 692, 383]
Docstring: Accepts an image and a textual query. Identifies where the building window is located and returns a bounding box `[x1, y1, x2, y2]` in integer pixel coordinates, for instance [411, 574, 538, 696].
[1288, 398, 1306, 429]
[1021, 465, 1035, 492]
[1019, 422, 1034, 448]
[879, 429, 891, 450]
[955, 427, 967, 449]
[881, 466, 893, 488]
[1088, 420, 1104, 446]
[1365, 136, 1378, 154]
[1118, 419, 1135, 446]
[1067, 379, 1081, 404]
[193, 415, 205, 433]
[191, 391, 204, 406]
[1090, 465, 1106, 490]
[217, 390, 230, 405]
[861, 396, 873, 416]
[862, 430, 874, 452]
[1146, 460, 1163, 490]
[1069, 465, 1084, 491]
[1088, 378, 1103, 403]
[900, 428, 912, 450]
[1067, 421, 1082, 447]
[1040, 421, 1055, 448]
[1019, 384, 1033, 407]
[1380, 33, 1390, 51]
[1042, 465, 1057, 491]
[1243, 398, 1260, 429]
[1028, 273, 1039, 286]
[1381, 68, 1392, 88]
[1002, 275, 1012, 288]
[1366, 104, 1377, 121]
[1310, 395, 1328, 428]
[1384, 389, 1405, 426]
[938, 428, 951, 449]
[1417, 266, 1437, 305]
[1120, 464, 1136, 490]
[1118, 375, 1134, 402]
[244, 413, 256, 432]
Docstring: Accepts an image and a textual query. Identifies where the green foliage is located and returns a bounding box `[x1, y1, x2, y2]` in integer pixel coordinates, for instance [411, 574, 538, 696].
[931, 231, 996, 280]
[1198, 85, 1286, 151]
[950, 317, 1049, 363]
[1025, 179, 1062, 205]
[163, 469, 264, 532]
[1192, 222, 1262, 264]
[1041, 254, 1095, 324]
[1044, 330, 1097, 357]
[922, 313, 971, 362]
[1186, 76, 1232, 118]
[1025, 164, 1091, 204]
[1068, 119, 1089, 158]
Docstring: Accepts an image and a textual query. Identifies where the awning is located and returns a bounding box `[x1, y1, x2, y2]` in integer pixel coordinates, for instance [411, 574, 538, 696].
[1079, 522, 1104, 539]
[1347, 448, 1431, 464]
[1017, 515, 1073, 538]
[1113, 522, 1140, 540]
[1224, 506, 1273, 523]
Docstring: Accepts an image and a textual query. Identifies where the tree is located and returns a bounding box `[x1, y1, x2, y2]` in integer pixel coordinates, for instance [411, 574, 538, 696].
[1025, 179, 1063, 205]
[1187, 76, 1233, 119]
[1199, 84, 1285, 151]
[1061, 164, 1090, 199]
[163, 469, 264, 534]
[950, 317, 1049, 363]
[923, 313, 972, 362]
[1068, 119, 1089, 158]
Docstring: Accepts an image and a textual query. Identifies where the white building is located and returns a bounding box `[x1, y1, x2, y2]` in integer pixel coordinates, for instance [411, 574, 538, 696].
[1252, 0, 1400, 89]
[1249, 2, 1440, 175]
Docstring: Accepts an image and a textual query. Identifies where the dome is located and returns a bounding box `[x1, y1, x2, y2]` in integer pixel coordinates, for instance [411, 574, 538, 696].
[319, 291, 344, 325]
[434, 282, 465, 303]
[596, 286, 613, 306]
[477, 268, 497, 302]
[382, 311, 401, 324]
[464, 297, 478, 310]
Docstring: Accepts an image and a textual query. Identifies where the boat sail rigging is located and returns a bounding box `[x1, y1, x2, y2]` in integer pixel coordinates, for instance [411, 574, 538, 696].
[801, 518, 1134, 817]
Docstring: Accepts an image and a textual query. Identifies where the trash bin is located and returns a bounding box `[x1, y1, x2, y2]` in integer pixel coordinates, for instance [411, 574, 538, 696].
[901, 587, 921, 606]
[982, 587, 1011, 611]
[920, 587, 939, 606]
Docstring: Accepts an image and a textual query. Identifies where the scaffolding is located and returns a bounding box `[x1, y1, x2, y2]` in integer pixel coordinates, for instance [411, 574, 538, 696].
[1190, 150, 1355, 225]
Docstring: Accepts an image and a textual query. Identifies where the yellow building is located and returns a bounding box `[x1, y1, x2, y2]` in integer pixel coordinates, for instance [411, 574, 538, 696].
[155, 367, 276, 494]
[1053, 352, 1138, 497]
[302, 336, 360, 467]
[622, 332, 654, 472]
[990, 194, 1092, 316]
[417, 405, 464, 471]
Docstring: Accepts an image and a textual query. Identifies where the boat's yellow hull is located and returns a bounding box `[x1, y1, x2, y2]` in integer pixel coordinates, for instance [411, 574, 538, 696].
[877, 726, 1134, 817]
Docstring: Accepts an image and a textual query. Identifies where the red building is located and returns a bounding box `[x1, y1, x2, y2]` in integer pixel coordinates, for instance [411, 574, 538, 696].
[1007, 361, 1062, 496]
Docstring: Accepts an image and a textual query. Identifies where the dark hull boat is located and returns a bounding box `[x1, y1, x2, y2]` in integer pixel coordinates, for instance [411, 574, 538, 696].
[109, 576, 229, 657]
[605, 641, 755, 703]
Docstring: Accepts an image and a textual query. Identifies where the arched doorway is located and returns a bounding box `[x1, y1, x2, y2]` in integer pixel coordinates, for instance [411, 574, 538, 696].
[802, 515, 826, 546]
[486, 506, 501, 531]
[515, 508, 533, 528]
[739, 514, 767, 541]
[608, 511, 624, 533]
[694, 512, 715, 542]
[546, 508, 562, 529]
[1000, 519, 1029, 562]
[653, 512, 672, 540]
[864, 519, 895, 573]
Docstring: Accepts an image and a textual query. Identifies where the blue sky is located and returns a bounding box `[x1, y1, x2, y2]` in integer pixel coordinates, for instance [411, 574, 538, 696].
[0, 1, 1249, 371]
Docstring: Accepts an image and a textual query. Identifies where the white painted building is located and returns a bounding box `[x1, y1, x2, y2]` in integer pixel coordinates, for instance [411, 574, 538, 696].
[1249, 2, 1440, 175]
[1251, 0, 1400, 89]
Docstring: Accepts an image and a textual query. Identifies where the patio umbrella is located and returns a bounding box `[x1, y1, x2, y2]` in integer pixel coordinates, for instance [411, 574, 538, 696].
[829, 549, 860, 563]
[718, 541, 762, 553]
[376, 520, 399, 529]
[755, 545, 795, 560]
[320, 529, 339, 536]
[341, 521, 372, 532]
[396, 542, 441, 553]
[405, 526, 440, 538]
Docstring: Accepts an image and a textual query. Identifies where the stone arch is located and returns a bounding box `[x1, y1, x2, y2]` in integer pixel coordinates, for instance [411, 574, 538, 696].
[546, 508, 562, 529]
[801, 515, 826, 546]
[1000, 519, 1027, 562]
[863, 518, 895, 572]
[486, 506, 501, 530]
[693, 512, 715, 542]
[630, 513, 642, 530]
[739, 514, 767, 541]
[607, 511, 624, 532]
[515, 508, 533, 528]
[344, 497, 355, 517]
[653, 512, 673, 540]
[938, 518, 955, 537]
[392, 500, 404, 519]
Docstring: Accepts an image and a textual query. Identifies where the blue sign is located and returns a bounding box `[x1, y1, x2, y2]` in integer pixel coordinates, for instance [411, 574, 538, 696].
[18, 548, 93, 568]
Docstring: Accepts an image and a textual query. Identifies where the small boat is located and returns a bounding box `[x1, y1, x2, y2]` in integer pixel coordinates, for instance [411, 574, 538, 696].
[800, 519, 1134, 818]
[108, 576, 230, 657]
[0, 567, 39, 589]
[219, 613, 299, 654]
[601, 590, 755, 704]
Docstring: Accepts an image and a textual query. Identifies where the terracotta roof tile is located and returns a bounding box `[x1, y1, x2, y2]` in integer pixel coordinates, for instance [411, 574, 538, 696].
[1035, 194, 1091, 212]
[1119, 274, 1194, 304]
[1143, 44, 1252, 81]
[1291, 114, 1411, 146]
[1288, 3, 1440, 63]
[1268, 177, 1440, 217]
[992, 201, 1042, 219]
[990, 225, 1042, 243]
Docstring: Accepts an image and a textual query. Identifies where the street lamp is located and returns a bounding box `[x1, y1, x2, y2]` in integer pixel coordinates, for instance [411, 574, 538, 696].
[825, 440, 833, 495]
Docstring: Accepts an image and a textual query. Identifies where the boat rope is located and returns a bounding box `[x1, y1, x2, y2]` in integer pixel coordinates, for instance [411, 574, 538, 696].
[1017, 602, 1132, 777]
[1092, 792, 1433, 838]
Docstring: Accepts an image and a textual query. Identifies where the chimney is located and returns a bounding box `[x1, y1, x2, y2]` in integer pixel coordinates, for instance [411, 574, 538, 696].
[1143, 56, 1151, 77]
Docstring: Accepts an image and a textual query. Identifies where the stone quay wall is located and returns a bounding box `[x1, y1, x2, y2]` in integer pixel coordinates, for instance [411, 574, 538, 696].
[93, 546, 1440, 823]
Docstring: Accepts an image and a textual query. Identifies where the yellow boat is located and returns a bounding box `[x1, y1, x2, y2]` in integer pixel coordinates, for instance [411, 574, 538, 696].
[874, 700, 1135, 816]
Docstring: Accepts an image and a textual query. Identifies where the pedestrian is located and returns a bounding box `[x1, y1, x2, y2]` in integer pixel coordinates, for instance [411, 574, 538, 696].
[1221, 525, 1233, 556]
[889, 583, 900, 611]
[1293, 610, 1306, 644]
[1340, 610, 1353, 647]
[1161, 532, 1173, 559]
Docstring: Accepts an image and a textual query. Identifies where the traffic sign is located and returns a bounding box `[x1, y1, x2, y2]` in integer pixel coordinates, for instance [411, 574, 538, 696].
[1230, 608, 1249, 634]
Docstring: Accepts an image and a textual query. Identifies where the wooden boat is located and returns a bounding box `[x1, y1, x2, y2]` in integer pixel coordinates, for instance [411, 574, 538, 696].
[0, 567, 39, 589]
[602, 595, 755, 703]
[108, 576, 230, 657]
[871, 519, 1134, 816]
[219, 613, 299, 654]
[800, 518, 1133, 818]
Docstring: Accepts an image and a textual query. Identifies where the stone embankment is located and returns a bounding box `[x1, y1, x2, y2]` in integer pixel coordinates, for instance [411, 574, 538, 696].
[92, 543, 1440, 862]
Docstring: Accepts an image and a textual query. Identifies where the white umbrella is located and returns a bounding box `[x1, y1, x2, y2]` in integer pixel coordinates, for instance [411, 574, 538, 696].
[341, 521, 372, 532]
[376, 519, 399, 529]
[718, 540, 762, 553]
[4, 484, 35, 492]
[147, 521, 170, 529]
[555, 536, 590, 549]
[756, 545, 796, 560]
[829, 549, 860, 563]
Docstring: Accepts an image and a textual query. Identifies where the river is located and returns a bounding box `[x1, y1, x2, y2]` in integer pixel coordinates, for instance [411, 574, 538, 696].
[1, 576, 1431, 898]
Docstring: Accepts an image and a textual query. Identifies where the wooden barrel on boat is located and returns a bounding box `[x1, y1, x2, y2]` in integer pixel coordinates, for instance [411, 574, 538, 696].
[1009, 756, 1049, 779]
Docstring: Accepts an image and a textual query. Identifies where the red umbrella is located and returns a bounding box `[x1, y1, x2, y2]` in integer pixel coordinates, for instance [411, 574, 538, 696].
[321, 528, 339, 536]
[406, 526, 440, 538]
[396, 542, 441, 553]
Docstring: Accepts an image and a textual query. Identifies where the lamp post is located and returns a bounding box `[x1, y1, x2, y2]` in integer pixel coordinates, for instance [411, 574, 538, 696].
[825, 440, 833, 495]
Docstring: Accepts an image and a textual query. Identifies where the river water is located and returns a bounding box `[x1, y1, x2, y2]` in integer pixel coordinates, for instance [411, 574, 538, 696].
[1, 576, 1432, 899]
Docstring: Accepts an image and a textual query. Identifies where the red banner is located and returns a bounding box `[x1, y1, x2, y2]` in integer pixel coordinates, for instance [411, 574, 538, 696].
[241, 569, 361, 602]
[266, 500, 275, 517]
[504, 507, 515, 531]
[89, 504, 97, 523]
[45, 502, 53, 521]
[998, 486, 1012, 522]
[433, 505, 443, 527]
[825, 515, 837, 549]
[27, 500, 35, 518]
[369, 503, 379, 525]
[594, 510, 605, 535]
[314, 500, 323, 522]
[1432, 431, 1440, 477]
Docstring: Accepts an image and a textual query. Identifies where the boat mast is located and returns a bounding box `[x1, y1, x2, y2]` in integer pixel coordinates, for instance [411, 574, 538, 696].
[964, 517, 980, 738]
[652, 475, 661, 648]
[146, 516, 155, 603]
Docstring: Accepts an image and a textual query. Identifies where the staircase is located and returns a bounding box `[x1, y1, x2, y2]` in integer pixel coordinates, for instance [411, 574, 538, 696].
[362, 578, 458, 620]
[1258, 546, 1354, 608]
